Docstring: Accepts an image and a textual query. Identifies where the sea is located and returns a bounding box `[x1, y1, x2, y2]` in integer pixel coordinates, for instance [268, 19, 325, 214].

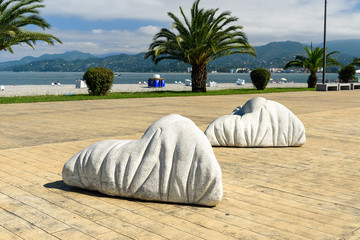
[0, 71, 340, 86]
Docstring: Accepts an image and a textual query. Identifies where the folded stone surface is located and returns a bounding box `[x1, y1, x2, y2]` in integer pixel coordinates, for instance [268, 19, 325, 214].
[205, 97, 306, 147]
[62, 114, 222, 206]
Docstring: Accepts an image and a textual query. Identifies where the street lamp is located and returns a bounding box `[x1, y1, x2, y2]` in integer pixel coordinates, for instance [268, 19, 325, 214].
[322, 0, 327, 84]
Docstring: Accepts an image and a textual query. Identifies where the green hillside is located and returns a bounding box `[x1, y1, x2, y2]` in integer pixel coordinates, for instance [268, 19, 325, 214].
[1, 40, 358, 72]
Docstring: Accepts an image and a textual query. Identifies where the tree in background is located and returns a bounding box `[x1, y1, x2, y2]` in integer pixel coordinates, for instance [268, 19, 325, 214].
[284, 44, 340, 88]
[145, 0, 255, 92]
[352, 58, 360, 67]
[338, 64, 356, 83]
[0, 0, 61, 53]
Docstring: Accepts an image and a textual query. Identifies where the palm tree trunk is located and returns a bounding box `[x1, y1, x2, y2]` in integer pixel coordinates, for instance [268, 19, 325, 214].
[307, 71, 318, 88]
[191, 64, 207, 92]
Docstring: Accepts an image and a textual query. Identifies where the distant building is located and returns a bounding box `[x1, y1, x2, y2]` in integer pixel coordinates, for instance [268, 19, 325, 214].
[230, 68, 249, 73]
[269, 68, 284, 73]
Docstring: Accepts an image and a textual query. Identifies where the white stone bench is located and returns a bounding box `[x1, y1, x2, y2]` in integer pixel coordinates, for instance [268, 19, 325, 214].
[351, 82, 360, 90]
[339, 83, 351, 90]
[316, 83, 339, 91]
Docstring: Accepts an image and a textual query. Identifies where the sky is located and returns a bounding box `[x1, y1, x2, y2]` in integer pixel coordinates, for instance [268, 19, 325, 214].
[1, 0, 360, 62]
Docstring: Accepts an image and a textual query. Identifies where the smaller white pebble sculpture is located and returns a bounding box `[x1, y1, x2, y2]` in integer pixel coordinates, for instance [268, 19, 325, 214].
[62, 114, 222, 206]
[205, 97, 306, 147]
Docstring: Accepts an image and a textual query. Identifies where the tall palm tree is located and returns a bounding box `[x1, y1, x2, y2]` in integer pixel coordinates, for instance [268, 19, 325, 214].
[0, 0, 61, 53]
[284, 44, 339, 88]
[145, 0, 256, 92]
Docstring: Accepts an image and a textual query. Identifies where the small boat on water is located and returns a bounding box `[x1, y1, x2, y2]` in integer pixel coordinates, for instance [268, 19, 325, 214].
[115, 72, 121, 76]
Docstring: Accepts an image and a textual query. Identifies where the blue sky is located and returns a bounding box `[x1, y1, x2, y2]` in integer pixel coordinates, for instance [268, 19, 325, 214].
[43, 17, 167, 32]
[1, 0, 360, 62]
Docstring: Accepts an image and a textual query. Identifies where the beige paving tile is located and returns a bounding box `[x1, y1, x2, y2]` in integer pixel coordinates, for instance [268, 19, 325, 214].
[0, 193, 69, 234]
[51, 228, 97, 240]
[133, 206, 239, 240]
[95, 216, 167, 240]
[95, 231, 133, 240]
[0, 225, 22, 240]
[176, 205, 312, 240]
[1, 90, 360, 239]
[0, 209, 58, 240]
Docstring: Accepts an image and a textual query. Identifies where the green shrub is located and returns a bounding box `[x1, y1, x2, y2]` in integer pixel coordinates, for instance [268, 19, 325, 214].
[83, 67, 114, 96]
[338, 65, 355, 83]
[250, 68, 271, 90]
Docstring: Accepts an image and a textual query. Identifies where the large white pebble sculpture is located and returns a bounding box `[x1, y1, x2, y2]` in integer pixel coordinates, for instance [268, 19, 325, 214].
[205, 97, 306, 147]
[62, 114, 222, 206]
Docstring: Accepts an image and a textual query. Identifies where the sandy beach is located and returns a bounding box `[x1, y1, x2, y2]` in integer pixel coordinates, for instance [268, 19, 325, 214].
[0, 82, 307, 97]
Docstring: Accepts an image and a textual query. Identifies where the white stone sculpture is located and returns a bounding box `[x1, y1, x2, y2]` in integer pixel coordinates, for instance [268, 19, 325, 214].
[62, 114, 222, 206]
[205, 97, 306, 147]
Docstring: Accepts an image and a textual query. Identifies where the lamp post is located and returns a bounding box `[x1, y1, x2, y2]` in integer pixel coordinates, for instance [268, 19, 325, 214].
[322, 0, 327, 84]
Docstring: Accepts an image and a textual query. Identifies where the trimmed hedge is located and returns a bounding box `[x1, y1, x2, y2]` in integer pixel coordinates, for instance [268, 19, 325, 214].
[83, 67, 114, 96]
[250, 68, 271, 90]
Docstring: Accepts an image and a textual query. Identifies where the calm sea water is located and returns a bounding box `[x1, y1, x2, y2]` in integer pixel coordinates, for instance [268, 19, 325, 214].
[0, 71, 339, 86]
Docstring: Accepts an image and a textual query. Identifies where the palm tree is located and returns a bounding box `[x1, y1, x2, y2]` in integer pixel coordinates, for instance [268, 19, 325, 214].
[351, 58, 360, 67]
[284, 44, 339, 88]
[0, 0, 61, 53]
[145, 0, 256, 92]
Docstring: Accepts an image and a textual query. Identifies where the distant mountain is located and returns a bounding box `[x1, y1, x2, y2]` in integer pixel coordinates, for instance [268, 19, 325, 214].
[208, 41, 307, 70]
[2, 40, 359, 72]
[256, 41, 306, 59]
[95, 52, 132, 58]
[0, 51, 97, 70]
[316, 39, 360, 58]
[36, 51, 97, 62]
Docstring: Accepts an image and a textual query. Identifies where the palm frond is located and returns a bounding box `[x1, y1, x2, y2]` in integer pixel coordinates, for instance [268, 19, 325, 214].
[284, 44, 340, 72]
[145, 0, 255, 66]
[352, 58, 360, 67]
[0, 0, 61, 53]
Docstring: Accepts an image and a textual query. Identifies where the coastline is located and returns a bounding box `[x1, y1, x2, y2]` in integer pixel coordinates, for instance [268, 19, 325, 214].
[0, 82, 308, 97]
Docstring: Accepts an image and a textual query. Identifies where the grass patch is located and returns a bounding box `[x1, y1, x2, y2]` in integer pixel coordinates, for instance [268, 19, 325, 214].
[0, 87, 315, 104]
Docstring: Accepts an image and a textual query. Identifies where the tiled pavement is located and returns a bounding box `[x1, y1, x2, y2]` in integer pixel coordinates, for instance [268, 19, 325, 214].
[1, 90, 360, 239]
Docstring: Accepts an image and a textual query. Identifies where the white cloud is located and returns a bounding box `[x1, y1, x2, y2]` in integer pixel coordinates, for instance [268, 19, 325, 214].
[137, 25, 161, 35]
[0, 26, 160, 61]
[41, 0, 360, 43]
[53, 27, 160, 54]
[43, 0, 175, 21]
[92, 29, 103, 34]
